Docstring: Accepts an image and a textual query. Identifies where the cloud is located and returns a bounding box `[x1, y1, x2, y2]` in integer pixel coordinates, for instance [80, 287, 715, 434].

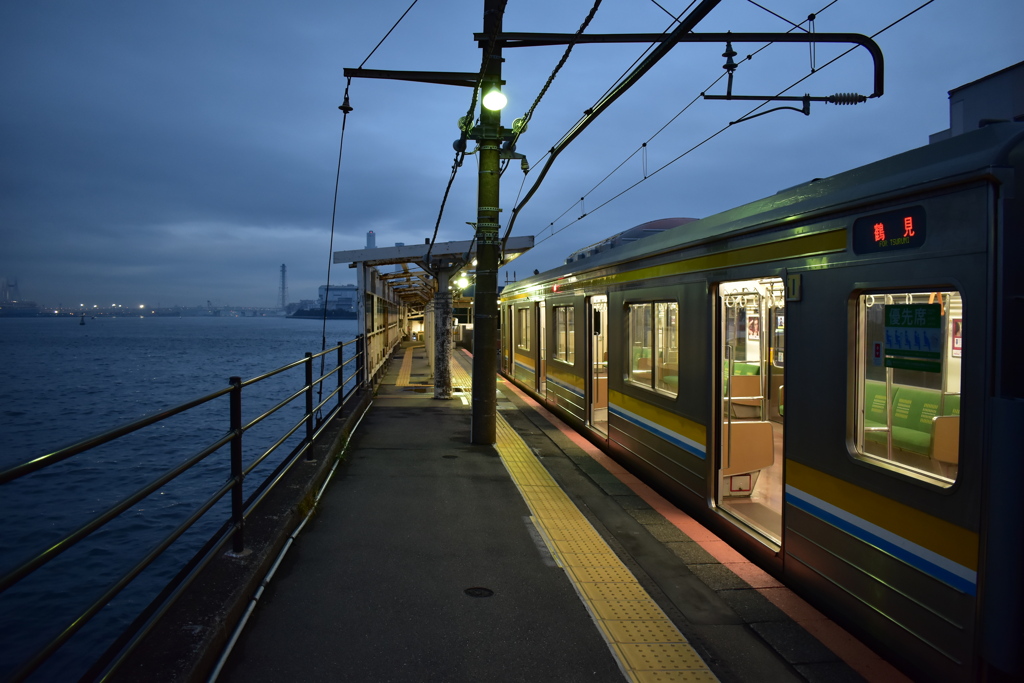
[1, 0, 1022, 305]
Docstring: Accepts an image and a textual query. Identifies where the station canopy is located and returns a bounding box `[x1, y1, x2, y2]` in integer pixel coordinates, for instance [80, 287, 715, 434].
[333, 236, 534, 314]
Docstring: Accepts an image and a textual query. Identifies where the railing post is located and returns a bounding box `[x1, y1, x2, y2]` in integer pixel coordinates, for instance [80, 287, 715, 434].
[229, 376, 244, 554]
[342, 339, 350, 409]
[304, 352, 314, 460]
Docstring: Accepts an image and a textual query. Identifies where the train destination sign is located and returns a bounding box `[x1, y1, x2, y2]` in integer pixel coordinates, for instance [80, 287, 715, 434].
[884, 302, 942, 373]
[852, 206, 926, 254]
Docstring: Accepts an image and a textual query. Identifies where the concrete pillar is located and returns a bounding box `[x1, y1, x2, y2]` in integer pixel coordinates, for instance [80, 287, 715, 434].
[434, 268, 453, 399]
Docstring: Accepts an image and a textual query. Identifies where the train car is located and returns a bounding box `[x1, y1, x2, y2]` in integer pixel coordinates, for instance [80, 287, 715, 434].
[499, 122, 1024, 682]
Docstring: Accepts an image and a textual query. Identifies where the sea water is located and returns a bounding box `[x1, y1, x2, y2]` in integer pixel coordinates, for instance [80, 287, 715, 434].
[0, 315, 360, 680]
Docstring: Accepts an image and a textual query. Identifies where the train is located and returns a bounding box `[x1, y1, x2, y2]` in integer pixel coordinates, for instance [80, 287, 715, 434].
[498, 121, 1024, 682]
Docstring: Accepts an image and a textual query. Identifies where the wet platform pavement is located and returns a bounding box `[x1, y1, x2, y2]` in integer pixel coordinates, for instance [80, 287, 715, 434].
[216, 342, 908, 683]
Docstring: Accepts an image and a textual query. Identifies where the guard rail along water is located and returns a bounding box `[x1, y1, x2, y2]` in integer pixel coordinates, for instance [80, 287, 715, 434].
[0, 335, 376, 681]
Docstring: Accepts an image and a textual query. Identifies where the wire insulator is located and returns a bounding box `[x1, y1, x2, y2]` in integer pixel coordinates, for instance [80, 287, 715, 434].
[722, 41, 738, 73]
[827, 93, 867, 105]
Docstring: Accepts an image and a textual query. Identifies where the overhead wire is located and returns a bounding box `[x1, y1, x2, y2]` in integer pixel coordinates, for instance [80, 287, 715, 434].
[357, 0, 421, 69]
[499, 0, 606, 180]
[499, 0, 712, 247]
[531, 0, 937, 248]
[515, 0, 605, 141]
[746, 0, 810, 32]
[533, 0, 824, 241]
[424, 0, 509, 271]
[498, 2, 694, 185]
[316, 0, 421, 404]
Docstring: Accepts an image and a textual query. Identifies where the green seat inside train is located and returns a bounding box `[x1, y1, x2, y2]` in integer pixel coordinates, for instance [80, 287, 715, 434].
[733, 362, 760, 376]
[864, 380, 960, 456]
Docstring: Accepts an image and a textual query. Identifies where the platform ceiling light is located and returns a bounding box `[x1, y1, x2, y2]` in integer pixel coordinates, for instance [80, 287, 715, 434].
[482, 87, 507, 111]
[457, 276, 470, 289]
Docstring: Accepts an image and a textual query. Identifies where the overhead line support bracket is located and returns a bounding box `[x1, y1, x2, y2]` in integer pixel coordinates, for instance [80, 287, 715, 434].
[480, 31, 883, 98]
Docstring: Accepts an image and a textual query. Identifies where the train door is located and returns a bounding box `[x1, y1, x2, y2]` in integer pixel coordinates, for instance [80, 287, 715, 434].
[589, 296, 608, 434]
[537, 301, 547, 396]
[717, 278, 785, 544]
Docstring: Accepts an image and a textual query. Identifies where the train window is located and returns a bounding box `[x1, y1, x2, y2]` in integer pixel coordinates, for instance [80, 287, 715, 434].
[627, 302, 679, 397]
[516, 307, 531, 352]
[853, 290, 962, 487]
[554, 305, 575, 364]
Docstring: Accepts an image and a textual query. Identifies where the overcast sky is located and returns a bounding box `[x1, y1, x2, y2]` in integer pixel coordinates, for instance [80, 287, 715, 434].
[1, 0, 1021, 308]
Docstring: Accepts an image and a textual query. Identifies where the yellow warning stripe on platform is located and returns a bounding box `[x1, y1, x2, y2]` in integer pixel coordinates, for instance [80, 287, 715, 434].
[492, 404, 719, 682]
[450, 357, 472, 391]
[397, 347, 414, 386]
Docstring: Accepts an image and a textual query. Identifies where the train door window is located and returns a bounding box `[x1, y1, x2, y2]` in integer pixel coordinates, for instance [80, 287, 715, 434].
[853, 290, 962, 487]
[554, 305, 575, 363]
[502, 306, 512, 374]
[656, 303, 679, 395]
[717, 278, 784, 545]
[589, 296, 609, 434]
[628, 303, 653, 385]
[516, 307, 531, 351]
[627, 302, 679, 398]
[538, 302, 547, 396]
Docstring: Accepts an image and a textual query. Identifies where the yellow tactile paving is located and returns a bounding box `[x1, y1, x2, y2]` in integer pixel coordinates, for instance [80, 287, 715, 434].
[566, 565, 637, 584]
[603, 620, 690, 644]
[474, 355, 718, 683]
[633, 671, 720, 683]
[615, 643, 713, 670]
[396, 347, 414, 386]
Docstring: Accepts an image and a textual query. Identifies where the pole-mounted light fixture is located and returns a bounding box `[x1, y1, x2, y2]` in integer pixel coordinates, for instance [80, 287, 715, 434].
[481, 86, 507, 111]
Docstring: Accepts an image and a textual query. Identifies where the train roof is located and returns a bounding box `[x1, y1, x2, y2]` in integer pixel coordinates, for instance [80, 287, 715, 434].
[505, 122, 1024, 293]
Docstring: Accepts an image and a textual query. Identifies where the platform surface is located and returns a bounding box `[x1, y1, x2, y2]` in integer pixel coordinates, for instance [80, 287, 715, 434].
[217, 343, 906, 683]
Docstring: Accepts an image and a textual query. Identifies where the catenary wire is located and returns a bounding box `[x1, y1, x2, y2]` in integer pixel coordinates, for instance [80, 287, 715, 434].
[358, 0, 421, 69]
[316, 0, 421, 398]
[534, 0, 829, 241]
[500, 0, 606, 178]
[499, 1, 697, 182]
[746, 0, 810, 32]
[532, 0, 937, 248]
[499, 1, 706, 247]
[423, 0, 509, 269]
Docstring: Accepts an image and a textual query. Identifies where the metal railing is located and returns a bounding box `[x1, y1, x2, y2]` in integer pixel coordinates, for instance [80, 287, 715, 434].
[0, 336, 366, 682]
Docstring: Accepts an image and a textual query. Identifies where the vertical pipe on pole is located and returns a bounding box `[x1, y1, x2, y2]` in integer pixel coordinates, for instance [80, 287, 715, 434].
[304, 352, 314, 460]
[471, 0, 503, 444]
[229, 376, 244, 554]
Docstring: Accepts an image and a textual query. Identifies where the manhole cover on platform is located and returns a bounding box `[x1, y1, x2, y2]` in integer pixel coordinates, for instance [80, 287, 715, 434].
[464, 587, 494, 598]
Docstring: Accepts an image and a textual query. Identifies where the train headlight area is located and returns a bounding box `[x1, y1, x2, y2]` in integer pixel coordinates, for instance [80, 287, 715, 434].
[498, 121, 1024, 681]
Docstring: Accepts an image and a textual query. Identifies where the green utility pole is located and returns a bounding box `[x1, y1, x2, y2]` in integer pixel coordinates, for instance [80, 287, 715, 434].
[471, 0, 503, 444]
